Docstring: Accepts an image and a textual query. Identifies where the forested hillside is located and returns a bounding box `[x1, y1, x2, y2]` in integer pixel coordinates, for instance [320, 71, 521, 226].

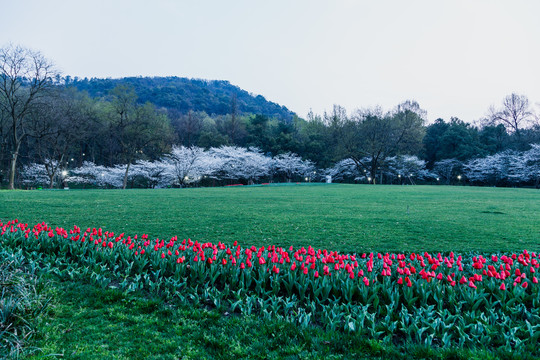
[66, 76, 295, 121]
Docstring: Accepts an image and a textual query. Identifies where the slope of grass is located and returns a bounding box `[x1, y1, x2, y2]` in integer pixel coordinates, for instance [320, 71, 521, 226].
[1, 184, 538, 253]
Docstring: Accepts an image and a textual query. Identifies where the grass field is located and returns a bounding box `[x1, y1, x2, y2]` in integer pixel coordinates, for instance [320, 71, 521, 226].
[2, 184, 540, 359]
[1, 184, 538, 252]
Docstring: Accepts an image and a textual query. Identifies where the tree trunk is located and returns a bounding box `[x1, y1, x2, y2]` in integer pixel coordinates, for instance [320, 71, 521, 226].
[8, 152, 17, 190]
[122, 162, 131, 189]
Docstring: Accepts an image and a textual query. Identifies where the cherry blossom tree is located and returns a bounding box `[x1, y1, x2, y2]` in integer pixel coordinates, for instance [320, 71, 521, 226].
[385, 155, 433, 184]
[210, 146, 271, 184]
[463, 151, 522, 186]
[325, 158, 364, 183]
[20, 163, 50, 187]
[433, 159, 462, 185]
[272, 152, 315, 182]
[522, 144, 540, 187]
[131, 160, 170, 188]
[70, 161, 124, 188]
[162, 145, 218, 187]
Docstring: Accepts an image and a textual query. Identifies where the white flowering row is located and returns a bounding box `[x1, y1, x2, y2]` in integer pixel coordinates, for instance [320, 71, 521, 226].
[20, 144, 540, 188]
[20, 146, 315, 188]
[324, 144, 540, 186]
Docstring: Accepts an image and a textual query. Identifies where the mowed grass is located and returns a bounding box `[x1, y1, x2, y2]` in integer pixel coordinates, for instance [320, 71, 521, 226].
[1, 184, 539, 252]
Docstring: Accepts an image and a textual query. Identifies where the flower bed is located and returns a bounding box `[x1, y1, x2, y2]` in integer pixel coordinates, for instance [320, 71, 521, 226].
[1, 219, 539, 353]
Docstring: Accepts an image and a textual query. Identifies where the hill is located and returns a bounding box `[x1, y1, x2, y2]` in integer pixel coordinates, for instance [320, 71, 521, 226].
[65, 76, 296, 120]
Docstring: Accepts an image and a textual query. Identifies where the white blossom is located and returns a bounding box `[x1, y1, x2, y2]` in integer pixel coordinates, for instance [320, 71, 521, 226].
[272, 153, 315, 182]
[210, 146, 271, 183]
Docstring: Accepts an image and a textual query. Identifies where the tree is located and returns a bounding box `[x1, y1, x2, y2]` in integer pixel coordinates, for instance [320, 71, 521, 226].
[433, 159, 462, 185]
[522, 144, 540, 187]
[438, 118, 484, 161]
[325, 158, 363, 183]
[272, 152, 315, 182]
[246, 114, 273, 151]
[172, 110, 204, 147]
[162, 146, 217, 187]
[106, 85, 172, 189]
[343, 102, 425, 184]
[488, 93, 535, 139]
[478, 124, 509, 155]
[423, 118, 449, 167]
[0, 44, 58, 189]
[210, 146, 271, 184]
[20, 162, 50, 187]
[70, 161, 124, 188]
[296, 112, 333, 168]
[131, 160, 169, 188]
[463, 151, 522, 186]
[385, 155, 433, 184]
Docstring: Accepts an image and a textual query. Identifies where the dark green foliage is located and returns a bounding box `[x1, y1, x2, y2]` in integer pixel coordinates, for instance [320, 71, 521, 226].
[67, 76, 295, 121]
[424, 118, 486, 166]
[0, 249, 50, 359]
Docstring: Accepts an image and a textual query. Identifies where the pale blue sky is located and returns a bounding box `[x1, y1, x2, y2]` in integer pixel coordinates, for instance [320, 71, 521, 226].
[2, 0, 539, 122]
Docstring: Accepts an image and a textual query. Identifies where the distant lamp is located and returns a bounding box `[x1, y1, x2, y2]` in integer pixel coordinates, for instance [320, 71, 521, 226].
[367, 177, 372, 182]
[101, 173, 105, 177]
[436, 177, 440, 181]
[398, 174, 401, 178]
[61, 170, 68, 177]
[305, 177, 308, 181]
[410, 173, 413, 177]
[457, 175, 462, 181]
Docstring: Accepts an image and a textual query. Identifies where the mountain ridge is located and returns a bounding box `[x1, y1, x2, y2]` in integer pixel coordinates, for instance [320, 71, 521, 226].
[65, 76, 296, 121]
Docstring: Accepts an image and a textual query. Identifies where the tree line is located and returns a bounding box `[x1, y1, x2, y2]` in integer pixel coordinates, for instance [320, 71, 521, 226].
[1, 44, 539, 189]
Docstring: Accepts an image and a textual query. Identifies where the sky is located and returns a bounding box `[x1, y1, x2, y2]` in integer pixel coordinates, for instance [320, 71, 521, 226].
[2, 0, 539, 123]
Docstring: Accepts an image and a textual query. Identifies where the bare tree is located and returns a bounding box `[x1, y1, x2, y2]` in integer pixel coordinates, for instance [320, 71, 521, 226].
[0, 44, 57, 189]
[26, 88, 91, 188]
[488, 93, 535, 137]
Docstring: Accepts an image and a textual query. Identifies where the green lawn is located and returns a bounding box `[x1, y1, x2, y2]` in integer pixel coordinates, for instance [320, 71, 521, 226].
[1, 184, 539, 253]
